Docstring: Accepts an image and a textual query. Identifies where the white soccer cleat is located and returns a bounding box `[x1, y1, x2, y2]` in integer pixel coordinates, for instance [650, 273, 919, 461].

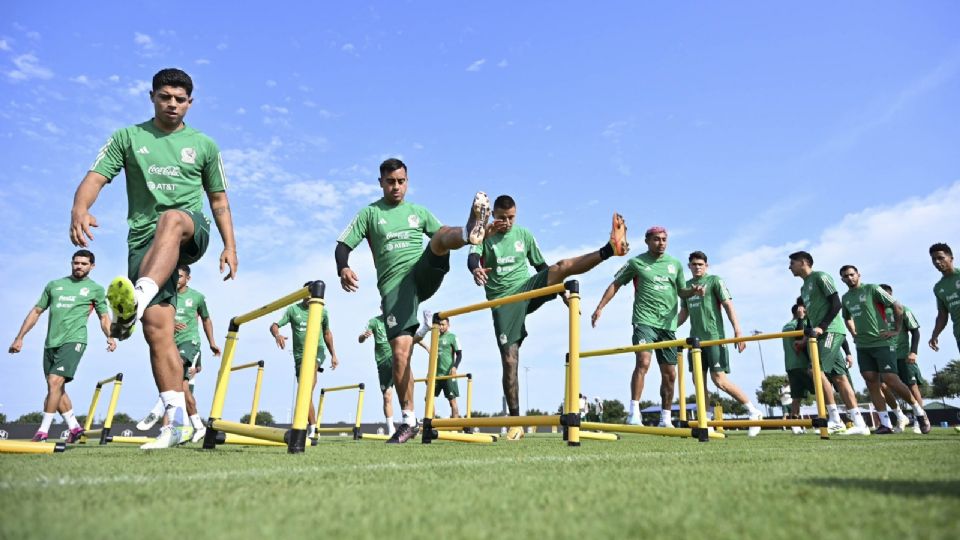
[912, 424, 922, 435]
[748, 411, 763, 437]
[842, 425, 870, 436]
[657, 420, 674, 429]
[626, 412, 642, 426]
[191, 425, 206, 444]
[827, 422, 847, 435]
[140, 425, 185, 450]
[136, 412, 161, 431]
[791, 426, 805, 435]
[896, 412, 909, 433]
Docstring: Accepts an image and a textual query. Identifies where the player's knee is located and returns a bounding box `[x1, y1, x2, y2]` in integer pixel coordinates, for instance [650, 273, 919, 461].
[47, 375, 65, 389]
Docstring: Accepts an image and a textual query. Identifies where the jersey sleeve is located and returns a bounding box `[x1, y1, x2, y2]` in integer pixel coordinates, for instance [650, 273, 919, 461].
[613, 260, 636, 287]
[35, 283, 52, 310]
[469, 242, 484, 256]
[526, 230, 546, 267]
[453, 334, 462, 351]
[873, 285, 896, 308]
[714, 277, 732, 302]
[841, 300, 851, 320]
[201, 137, 228, 193]
[276, 307, 292, 328]
[336, 207, 370, 249]
[421, 207, 443, 237]
[92, 285, 109, 316]
[321, 309, 330, 332]
[904, 308, 920, 330]
[89, 129, 127, 182]
[817, 273, 838, 297]
[673, 260, 686, 291]
[197, 294, 210, 319]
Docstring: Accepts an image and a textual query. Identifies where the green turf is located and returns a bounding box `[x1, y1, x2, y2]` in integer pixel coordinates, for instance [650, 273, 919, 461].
[2, 429, 958, 539]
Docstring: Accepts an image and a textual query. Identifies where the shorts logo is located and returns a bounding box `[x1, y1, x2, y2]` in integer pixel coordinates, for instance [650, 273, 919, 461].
[386, 314, 397, 328]
[824, 334, 834, 347]
[514, 240, 524, 253]
[667, 264, 676, 275]
[181, 147, 196, 164]
[79, 287, 89, 296]
[499, 333, 507, 345]
[407, 215, 420, 228]
[57, 366, 65, 371]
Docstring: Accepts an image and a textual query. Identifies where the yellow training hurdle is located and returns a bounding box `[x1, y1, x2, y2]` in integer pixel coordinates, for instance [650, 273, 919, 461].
[421, 280, 583, 446]
[79, 373, 124, 445]
[314, 382, 365, 440]
[0, 440, 67, 454]
[231, 360, 266, 426]
[203, 281, 326, 454]
[415, 372, 473, 429]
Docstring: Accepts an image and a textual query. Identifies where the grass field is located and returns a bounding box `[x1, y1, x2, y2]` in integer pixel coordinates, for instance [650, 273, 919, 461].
[2, 429, 958, 539]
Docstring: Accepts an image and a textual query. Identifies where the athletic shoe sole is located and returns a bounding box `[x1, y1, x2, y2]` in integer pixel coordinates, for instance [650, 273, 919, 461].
[465, 192, 490, 245]
[609, 213, 629, 256]
[107, 276, 137, 340]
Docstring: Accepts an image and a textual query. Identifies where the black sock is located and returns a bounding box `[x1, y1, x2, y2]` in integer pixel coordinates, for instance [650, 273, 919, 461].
[599, 242, 614, 260]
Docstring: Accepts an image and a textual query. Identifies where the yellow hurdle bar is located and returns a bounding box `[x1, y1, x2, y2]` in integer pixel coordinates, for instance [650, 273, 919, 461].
[423, 322, 442, 421]
[231, 360, 263, 372]
[714, 405, 724, 433]
[316, 427, 354, 433]
[290, 296, 324, 450]
[807, 336, 830, 439]
[678, 349, 687, 422]
[580, 431, 620, 441]
[581, 421, 692, 438]
[321, 382, 365, 393]
[232, 287, 311, 326]
[0, 440, 67, 454]
[687, 418, 814, 428]
[79, 372, 124, 445]
[436, 282, 567, 319]
[691, 347, 710, 442]
[697, 330, 804, 349]
[435, 431, 497, 444]
[314, 382, 365, 440]
[210, 419, 288, 444]
[416, 373, 474, 420]
[431, 415, 561, 429]
[580, 338, 690, 359]
[360, 433, 391, 441]
[222, 433, 286, 447]
[250, 361, 265, 425]
[108, 436, 153, 445]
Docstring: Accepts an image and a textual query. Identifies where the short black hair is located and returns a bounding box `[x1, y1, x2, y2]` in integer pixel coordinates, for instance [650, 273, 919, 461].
[152, 68, 194, 96]
[789, 251, 813, 267]
[688, 251, 708, 263]
[795, 296, 805, 307]
[929, 243, 952, 257]
[72, 249, 95, 264]
[379, 158, 406, 178]
[178, 264, 191, 275]
[839, 264, 858, 276]
[493, 195, 516, 211]
[879, 284, 892, 294]
[791, 304, 801, 317]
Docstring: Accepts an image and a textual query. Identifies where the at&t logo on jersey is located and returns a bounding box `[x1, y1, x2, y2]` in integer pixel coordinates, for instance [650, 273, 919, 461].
[146, 180, 177, 192]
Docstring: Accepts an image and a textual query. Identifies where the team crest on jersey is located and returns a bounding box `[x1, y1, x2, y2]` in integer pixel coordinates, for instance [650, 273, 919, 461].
[386, 314, 397, 328]
[667, 264, 676, 274]
[499, 333, 508, 345]
[408, 214, 420, 228]
[185, 299, 194, 307]
[514, 240, 524, 253]
[859, 294, 866, 303]
[181, 147, 197, 164]
[79, 288, 89, 296]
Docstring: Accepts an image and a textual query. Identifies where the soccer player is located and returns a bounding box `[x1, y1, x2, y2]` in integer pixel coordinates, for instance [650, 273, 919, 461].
[879, 284, 928, 433]
[789, 251, 869, 435]
[335, 158, 490, 444]
[8, 250, 115, 442]
[677, 251, 765, 436]
[137, 265, 221, 443]
[359, 312, 397, 436]
[419, 317, 463, 419]
[782, 303, 813, 434]
[929, 243, 960, 355]
[271, 284, 339, 439]
[69, 68, 237, 449]
[592, 226, 703, 428]
[468, 195, 629, 440]
[839, 265, 930, 434]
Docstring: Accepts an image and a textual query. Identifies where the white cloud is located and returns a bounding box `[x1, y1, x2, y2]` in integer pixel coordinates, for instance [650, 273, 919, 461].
[466, 58, 486, 72]
[134, 32, 154, 50]
[266, 80, 277, 88]
[216, 42, 228, 51]
[236, 107, 247, 115]
[70, 74, 90, 85]
[108, 74, 120, 82]
[26, 31, 40, 41]
[44, 122, 62, 135]
[282, 180, 342, 209]
[195, 58, 211, 65]
[497, 59, 508, 68]
[0, 39, 10, 51]
[7, 53, 53, 81]
[126, 80, 151, 96]
[260, 104, 289, 114]
[342, 43, 356, 53]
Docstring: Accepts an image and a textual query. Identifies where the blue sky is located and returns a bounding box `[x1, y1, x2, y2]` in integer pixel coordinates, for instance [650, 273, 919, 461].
[2, 2, 959, 425]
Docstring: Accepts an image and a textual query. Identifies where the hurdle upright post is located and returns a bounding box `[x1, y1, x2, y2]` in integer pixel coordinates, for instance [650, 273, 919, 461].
[249, 360, 265, 425]
[288, 280, 325, 453]
[99, 373, 123, 444]
[421, 315, 442, 443]
[204, 318, 242, 448]
[689, 338, 710, 442]
[678, 348, 687, 423]
[353, 383, 366, 439]
[565, 280, 582, 446]
[806, 332, 830, 440]
[81, 381, 104, 434]
[466, 373, 473, 420]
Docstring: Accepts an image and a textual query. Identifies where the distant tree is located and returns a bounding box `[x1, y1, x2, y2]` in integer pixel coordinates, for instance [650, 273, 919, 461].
[714, 395, 747, 417]
[0, 412, 6, 424]
[76, 415, 87, 426]
[756, 375, 789, 409]
[932, 360, 960, 399]
[854, 387, 871, 404]
[15, 411, 45, 424]
[525, 408, 548, 417]
[601, 399, 627, 424]
[112, 412, 134, 424]
[239, 411, 274, 425]
[470, 410, 491, 418]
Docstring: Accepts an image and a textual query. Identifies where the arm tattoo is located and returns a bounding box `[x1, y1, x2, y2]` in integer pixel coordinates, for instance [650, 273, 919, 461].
[213, 205, 231, 217]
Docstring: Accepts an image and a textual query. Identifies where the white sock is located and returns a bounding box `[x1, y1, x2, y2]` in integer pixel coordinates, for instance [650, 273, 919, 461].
[62, 409, 80, 430]
[189, 414, 204, 430]
[160, 390, 187, 426]
[878, 411, 892, 429]
[308, 424, 316, 438]
[661, 409, 672, 424]
[850, 408, 867, 428]
[134, 277, 159, 321]
[40, 412, 56, 433]
[912, 402, 926, 417]
[401, 410, 417, 427]
[149, 396, 165, 417]
[630, 400, 640, 415]
[386, 417, 396, 434]
[415, 323, 430, 340]
[745, 402, 762, 416]
[827, 404, 842, 424]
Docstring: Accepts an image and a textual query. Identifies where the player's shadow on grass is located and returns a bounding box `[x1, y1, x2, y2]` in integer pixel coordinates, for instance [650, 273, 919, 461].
[808, 478, 960, 499]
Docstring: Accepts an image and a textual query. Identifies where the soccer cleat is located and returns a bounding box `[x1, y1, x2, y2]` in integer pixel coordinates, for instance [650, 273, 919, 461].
[842, 425, 870, 436]
[191, 425, 206, 444]
[748, 411, 763, 437]
[140, 425, 184, 450]
[873, 425, 894, 435]
[657, 421, 674, 429]
[608, 213, 629, 256]
[107, 276, 138, 340]
[791, 426, 805, 435]
[896, 412, 909, 433]
[31, 431, 48, 442]
[917, 415, 931, 435]
[385, 423, 420, 444]
[465, 192, 490, 245]
[827, 422, 847, 435]
[65, 427, 85, 443]
[505, 426, 525, 441]
[463, 427, 474, 434]
[136, 412, 161, 431]
[913, 424, 923, 435]
[178, 426, 194, 445]
[625, 412, 642, 426]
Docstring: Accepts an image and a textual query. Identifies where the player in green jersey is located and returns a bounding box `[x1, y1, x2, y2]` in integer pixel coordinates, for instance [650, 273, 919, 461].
[878, 284, 927, 433]
[839, 265, 930, 434]
[467, 195, 629, 441]
[69, 69, 238, 450]
[677, 251, 765, 436]
[416, 317, 464, 419]
[789, 251, 869, 435]
[137, 265, 221, 443]
[335, 158, 489, 444]
[782, 303, 813, 434]
[929, 243, 960, 356]
[592, 226, 704, 428]
[271, 283, 340, 439]
[8, 250, 115, 443]
[359, 310, 397, 436]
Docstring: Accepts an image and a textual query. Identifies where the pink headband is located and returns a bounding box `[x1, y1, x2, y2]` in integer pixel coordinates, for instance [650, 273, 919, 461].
[645, 226, 667, 238]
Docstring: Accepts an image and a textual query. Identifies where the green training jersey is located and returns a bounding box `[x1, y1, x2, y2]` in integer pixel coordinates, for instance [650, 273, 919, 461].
[781, 319, 806, 370]
[933, 269, 960, 338]
[613, 252, 686, 331]
[436, 331, 461, 375]
[35, 276, 108, 349]
[470, 225, 547, 300]
[366, 316, 393, 366]
[174, 287, 209, 345]
[841, 283, 897, 348]
[682, 274, 732, 339]
[337, 199, 443, 295]
[800, 271, 846, 336]
[886, 305, 919, 359]
[90, 121, 227, 249]
[276, 303, 330, 363]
